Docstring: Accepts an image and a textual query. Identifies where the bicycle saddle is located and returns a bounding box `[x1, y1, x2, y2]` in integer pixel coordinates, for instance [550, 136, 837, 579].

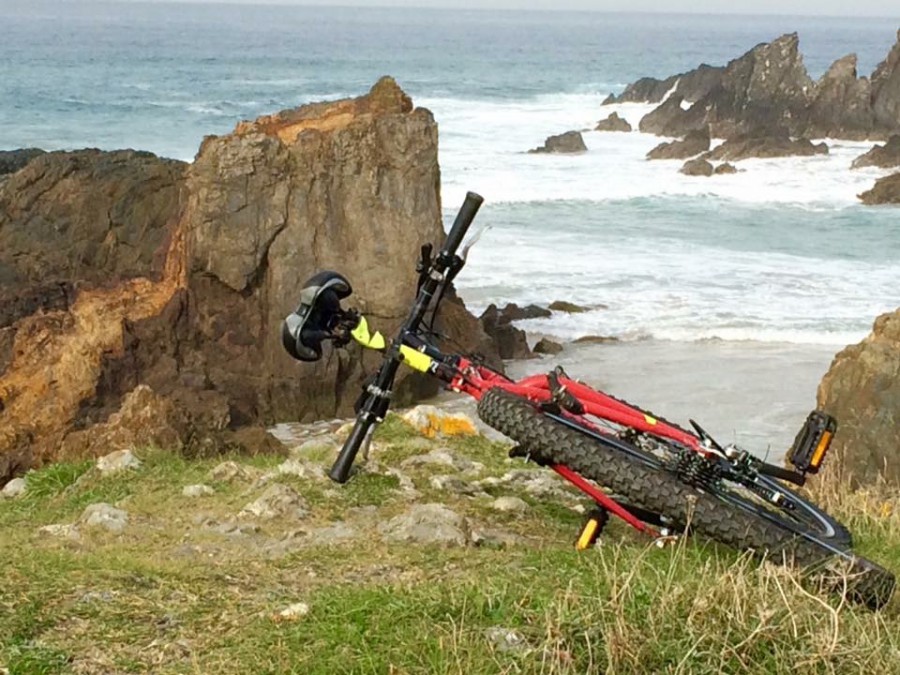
[282, 271, 353, 362]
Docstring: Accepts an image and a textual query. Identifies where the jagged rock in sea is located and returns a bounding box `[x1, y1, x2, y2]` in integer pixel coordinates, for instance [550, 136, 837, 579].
[646, 127, 711, 160]
[628, 31, 900, 141]
[801, 54, 874, 140]
[529, 131, 587, 154]
[0, 77, 495, 485]
[603, 63, 724, 105]
[852, 135, 900, 169]
[858, 172, 900, 205]
[871, 30, 900, 135]
[479, 304, 534, 360]
[638, 94, 688, 136]
[595, 112, 632, 132]
[713, 162, 738, 175]
[817, 309, 900, 486]
[679, 158, 714, 177]
[493, 303, 552, 321]
[704, 132, 828, 162]
[533, 338, 563, 355]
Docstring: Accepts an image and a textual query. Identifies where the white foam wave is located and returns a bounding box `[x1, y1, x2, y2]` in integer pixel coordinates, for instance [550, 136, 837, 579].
[423, 95, 895, 209]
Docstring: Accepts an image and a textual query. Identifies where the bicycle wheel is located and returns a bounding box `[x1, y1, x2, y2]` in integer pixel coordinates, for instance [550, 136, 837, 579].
[477, 387, 894, 609]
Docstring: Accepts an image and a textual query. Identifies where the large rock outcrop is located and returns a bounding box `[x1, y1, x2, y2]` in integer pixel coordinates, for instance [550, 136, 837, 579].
[0, 78, 494, 483]
[624, 31, 900, 141]
[817, 310, 900, 486]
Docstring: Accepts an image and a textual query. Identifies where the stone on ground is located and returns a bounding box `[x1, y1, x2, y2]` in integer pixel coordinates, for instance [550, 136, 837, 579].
[80, 503, 129, 533]
[379, 503, 470, 546]
[96, 449, 141, 476]
[182, 484, 214, 498]
[208, 461, 261, 483]
[239, 484, 308, 520]
[490, 496, 528, 514]
[401, 406, 479, 439]
[1, 477, 26, 498]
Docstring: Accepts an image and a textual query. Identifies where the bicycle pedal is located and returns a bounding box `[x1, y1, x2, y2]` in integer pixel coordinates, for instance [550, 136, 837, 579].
[575, 508, 610, 551]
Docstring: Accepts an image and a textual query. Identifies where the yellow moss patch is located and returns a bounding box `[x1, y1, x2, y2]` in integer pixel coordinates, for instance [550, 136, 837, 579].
[400, 406, 478, 439]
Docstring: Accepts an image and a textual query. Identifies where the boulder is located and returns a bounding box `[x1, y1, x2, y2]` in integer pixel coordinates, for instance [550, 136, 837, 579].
[680, 159, 714, 177]
[647, 127, 711, 160]
[858, 172, 900, 205]
[817, 309, 900, 486]
[0, 148, 46, 176]
[533, 338, 563, 355]
[529, 131, 587, 154]
[594, 112, 632, 132]
[704, 132, 828, 162]
[0, 78, 495, 483]
[851, 135, 900, 169]
[479, 304, 534, 360]
[714, 162, 738, 175]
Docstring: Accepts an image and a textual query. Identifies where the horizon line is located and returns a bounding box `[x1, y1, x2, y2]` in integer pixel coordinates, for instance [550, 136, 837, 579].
[60, 0, 900, 21]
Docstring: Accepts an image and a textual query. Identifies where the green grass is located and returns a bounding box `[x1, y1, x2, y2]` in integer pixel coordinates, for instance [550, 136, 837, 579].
[2, 421, 900, 674]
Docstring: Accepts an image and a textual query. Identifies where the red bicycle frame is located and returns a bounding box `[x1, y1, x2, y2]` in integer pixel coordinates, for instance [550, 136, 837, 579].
[446, 357, 706, 538]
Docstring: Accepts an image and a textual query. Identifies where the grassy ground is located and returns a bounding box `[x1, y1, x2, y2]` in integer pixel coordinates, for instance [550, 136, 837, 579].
[1, 417, 899, 674]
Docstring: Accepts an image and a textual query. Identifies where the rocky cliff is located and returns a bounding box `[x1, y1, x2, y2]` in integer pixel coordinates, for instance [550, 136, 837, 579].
[616, 31, 900, 141]
[817, 309, 900, 487]
[0, 78, 493, 484]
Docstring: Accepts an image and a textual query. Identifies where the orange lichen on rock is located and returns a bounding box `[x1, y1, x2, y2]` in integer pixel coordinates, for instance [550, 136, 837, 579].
[400, 406, 479, 439]
[0, 223, 187, 466]
[234, 76, 413, 144]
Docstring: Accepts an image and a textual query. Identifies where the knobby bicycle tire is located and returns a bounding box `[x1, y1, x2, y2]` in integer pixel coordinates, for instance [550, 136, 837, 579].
[477, 388, 894, 609]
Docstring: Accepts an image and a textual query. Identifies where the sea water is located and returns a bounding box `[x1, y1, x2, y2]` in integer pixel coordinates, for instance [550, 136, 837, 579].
[3, 1, 899, 452]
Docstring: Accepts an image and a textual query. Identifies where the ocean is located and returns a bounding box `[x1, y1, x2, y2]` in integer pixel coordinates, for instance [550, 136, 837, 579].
[3, 1, 900, 452]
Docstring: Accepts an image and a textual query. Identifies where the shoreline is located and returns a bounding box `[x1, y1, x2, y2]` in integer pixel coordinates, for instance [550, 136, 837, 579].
[436, 338, 839, 461]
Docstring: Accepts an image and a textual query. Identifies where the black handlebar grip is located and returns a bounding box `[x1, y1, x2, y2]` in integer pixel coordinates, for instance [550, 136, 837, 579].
[329, 417, 372, 483]
[758, 462, 806, 486]
[441, 191, 484, 259]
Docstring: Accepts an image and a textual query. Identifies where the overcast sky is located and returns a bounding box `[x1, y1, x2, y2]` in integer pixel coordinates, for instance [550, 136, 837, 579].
[121, 0, 900, 17]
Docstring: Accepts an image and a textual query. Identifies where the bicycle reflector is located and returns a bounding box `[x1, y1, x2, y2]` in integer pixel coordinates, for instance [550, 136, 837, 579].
[788, 410, 837, 474]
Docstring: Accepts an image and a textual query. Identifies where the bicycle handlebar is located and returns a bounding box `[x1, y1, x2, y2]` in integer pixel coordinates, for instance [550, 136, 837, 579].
[441, 191, 484, 259]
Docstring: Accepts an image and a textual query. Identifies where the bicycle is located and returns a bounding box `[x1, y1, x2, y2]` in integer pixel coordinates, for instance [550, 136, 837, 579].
[281, 192, 895, 609]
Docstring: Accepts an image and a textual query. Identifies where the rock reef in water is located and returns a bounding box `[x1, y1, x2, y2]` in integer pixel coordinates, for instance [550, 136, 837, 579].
[529, 131, 587, 154]
[852, 135, 900, 169]
[615, 30, 900, 141]
[858, 172, 900, 204]
[0, 77, 496, 483]
[646, 127, 711, 160]
[595, 112, 632, 132]
[818, 309, 900, 486]
[703, 132, 828, 162]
